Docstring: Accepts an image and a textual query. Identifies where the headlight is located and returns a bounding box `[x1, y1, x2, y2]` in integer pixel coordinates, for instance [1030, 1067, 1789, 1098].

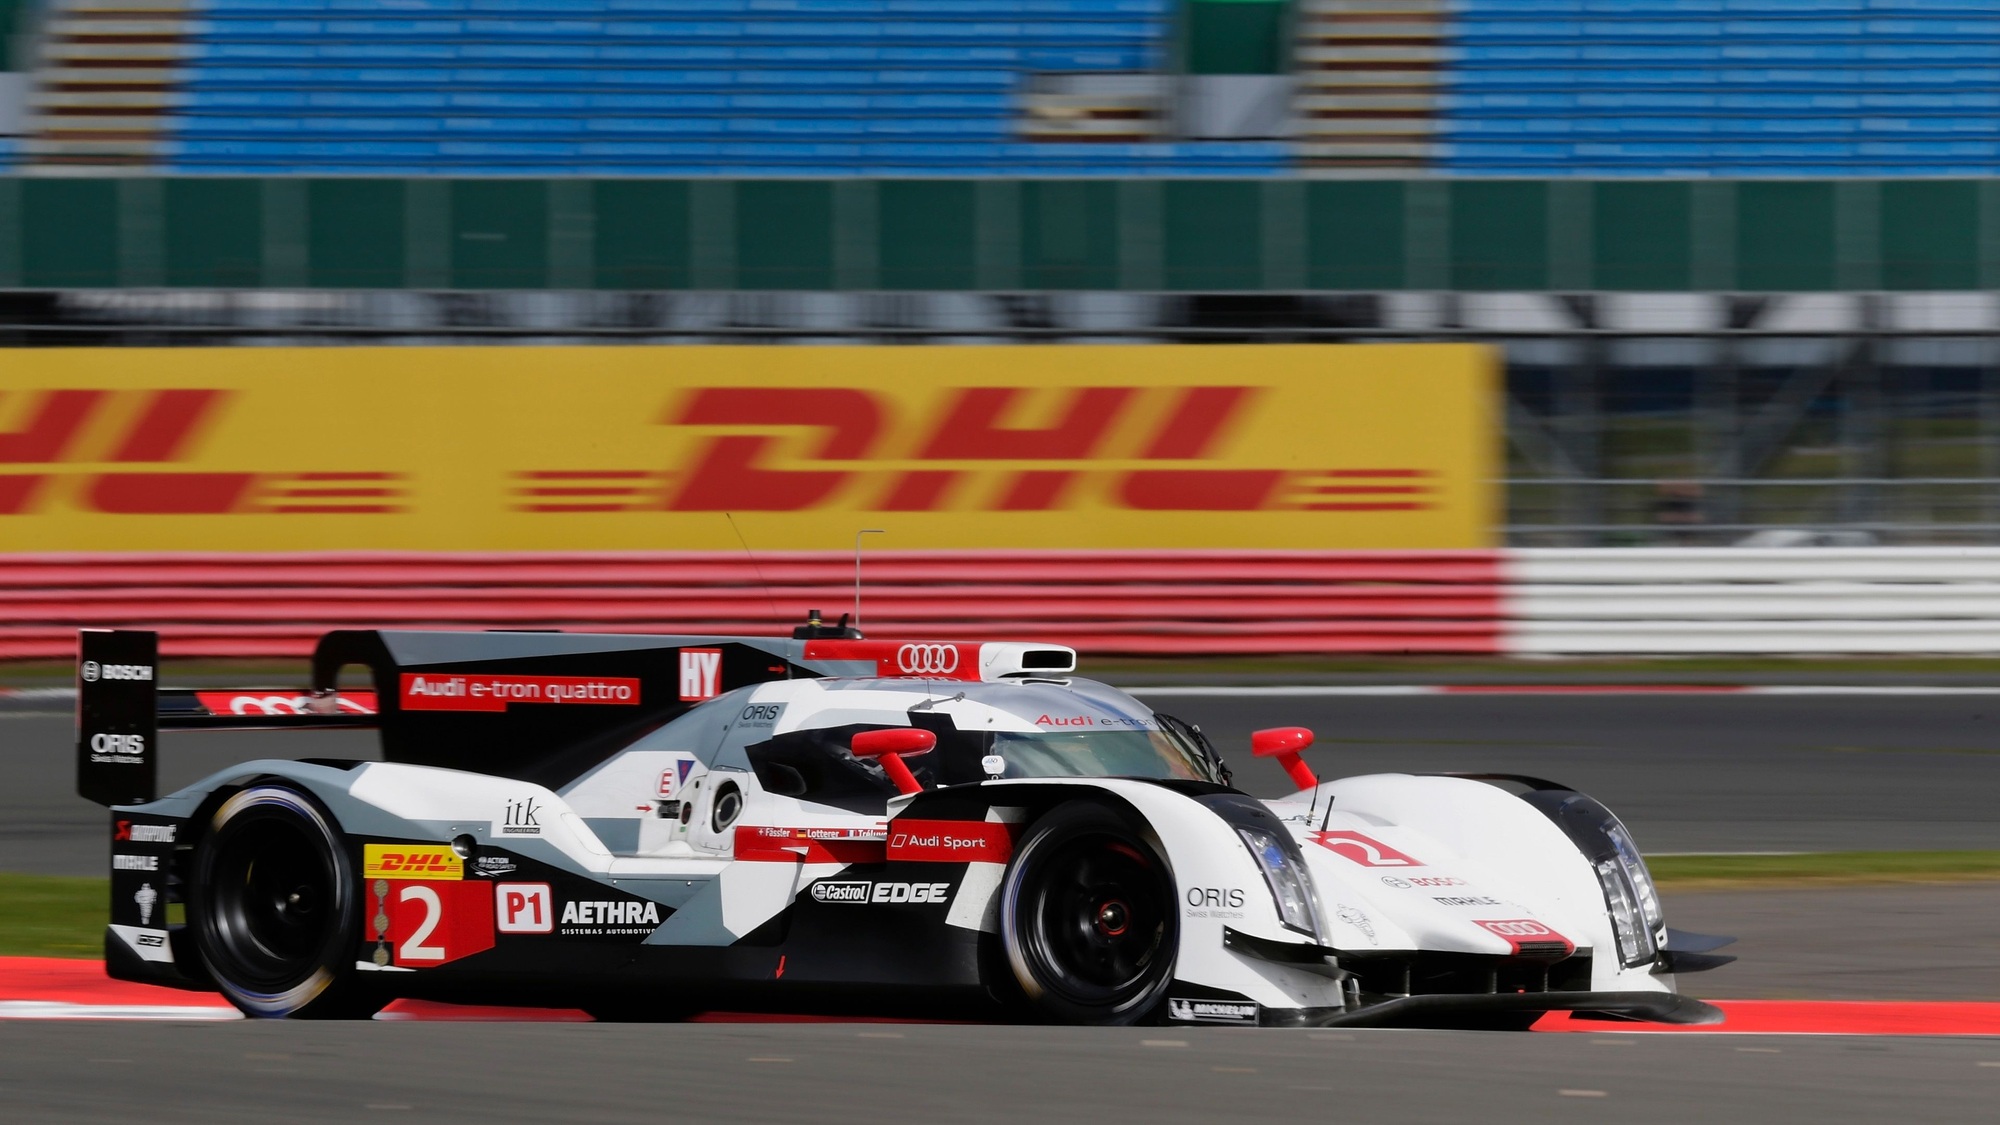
[1593, 853, 1660, 967]
[1236, 827, 1323, 939]
[1606, 823, 1664, 933]
[1519, 789, 1668, 969]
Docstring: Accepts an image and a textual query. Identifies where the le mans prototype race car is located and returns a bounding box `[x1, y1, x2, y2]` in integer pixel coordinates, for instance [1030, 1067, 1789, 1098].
[77, 619, 1732, 1027]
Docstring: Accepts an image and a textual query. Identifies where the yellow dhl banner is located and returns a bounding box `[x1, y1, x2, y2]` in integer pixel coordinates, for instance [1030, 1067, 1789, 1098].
[0, 344, 1497, 551]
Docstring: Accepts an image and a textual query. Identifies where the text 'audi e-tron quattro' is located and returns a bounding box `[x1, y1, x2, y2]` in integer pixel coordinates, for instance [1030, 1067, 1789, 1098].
[78, 623, 1732, 1027]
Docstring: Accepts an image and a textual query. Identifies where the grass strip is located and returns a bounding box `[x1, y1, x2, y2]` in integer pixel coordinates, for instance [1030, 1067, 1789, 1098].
[1651, 850, 2000, 889]
[0, 874, 106, 958]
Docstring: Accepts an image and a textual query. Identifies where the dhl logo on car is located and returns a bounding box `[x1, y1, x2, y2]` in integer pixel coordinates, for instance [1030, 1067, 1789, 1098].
[363, 844, 464, 881]
[0, 388, 405, 516]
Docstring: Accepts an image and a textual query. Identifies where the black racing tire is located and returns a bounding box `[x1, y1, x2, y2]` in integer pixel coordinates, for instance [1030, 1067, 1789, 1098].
[190, 784, 383, 1019]
[999, 801, 1178, 1026]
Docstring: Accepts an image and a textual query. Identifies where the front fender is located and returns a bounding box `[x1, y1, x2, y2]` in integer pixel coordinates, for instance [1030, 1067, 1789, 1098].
[1272, 773, 1675, 996]
[899, 778, 1349, 1013]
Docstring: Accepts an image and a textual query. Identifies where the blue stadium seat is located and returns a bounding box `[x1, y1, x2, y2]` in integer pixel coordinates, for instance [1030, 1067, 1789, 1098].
[172, 0, 1998, 175]
[167, 0, 1225, 174]
[1444, 0, 2000, 175]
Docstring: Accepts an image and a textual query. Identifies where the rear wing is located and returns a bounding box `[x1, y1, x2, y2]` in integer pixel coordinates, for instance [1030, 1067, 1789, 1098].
[77, 629, 384, 806]
[77, 627, 1077, 806]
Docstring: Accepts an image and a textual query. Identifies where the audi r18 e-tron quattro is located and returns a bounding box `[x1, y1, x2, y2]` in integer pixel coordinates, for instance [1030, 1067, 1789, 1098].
[79, 620, 1731, 1027]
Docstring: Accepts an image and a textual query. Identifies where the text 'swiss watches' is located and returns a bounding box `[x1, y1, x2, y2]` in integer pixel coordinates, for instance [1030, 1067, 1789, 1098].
[77, 621, 1732, 1026]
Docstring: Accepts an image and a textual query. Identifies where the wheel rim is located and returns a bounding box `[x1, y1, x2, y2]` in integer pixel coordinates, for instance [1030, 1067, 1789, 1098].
[1021, 833, 1171, 1009]
[199, 792, 347, 999]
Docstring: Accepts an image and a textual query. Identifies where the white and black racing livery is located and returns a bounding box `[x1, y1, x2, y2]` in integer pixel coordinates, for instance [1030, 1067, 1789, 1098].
[79, 621, 1731, 1027]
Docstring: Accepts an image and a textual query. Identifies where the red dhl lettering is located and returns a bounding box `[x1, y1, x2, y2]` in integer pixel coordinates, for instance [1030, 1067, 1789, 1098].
[0, 388, 405, 515]
[363, 843, 465, 880]
[0, 384, 1433, 519]
[377, 851, 453, 872]
[516, 385, 1435, 515]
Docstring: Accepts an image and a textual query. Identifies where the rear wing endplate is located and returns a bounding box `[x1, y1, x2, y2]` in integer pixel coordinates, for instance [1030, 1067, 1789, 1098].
[76, 629, 160, 807]
[76, 628, 379, 807]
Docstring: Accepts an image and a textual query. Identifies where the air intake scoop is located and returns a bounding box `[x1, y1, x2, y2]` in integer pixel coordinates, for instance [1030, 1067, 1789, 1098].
[800, 640, 1077, 681]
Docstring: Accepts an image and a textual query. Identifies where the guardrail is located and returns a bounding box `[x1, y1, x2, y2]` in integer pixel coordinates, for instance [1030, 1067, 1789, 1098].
[4, 547, 1997, 660]
[1504, 479, 2000, 546]
[1508, 547, 2000, 654]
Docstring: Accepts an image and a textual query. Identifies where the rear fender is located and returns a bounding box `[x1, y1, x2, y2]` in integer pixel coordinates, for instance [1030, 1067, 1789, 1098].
[133, 759, 614, 881]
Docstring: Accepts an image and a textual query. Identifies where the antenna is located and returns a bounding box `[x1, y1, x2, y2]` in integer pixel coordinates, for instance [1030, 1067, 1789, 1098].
[724, 512, 785, 627]
[853, 528, 885, 634]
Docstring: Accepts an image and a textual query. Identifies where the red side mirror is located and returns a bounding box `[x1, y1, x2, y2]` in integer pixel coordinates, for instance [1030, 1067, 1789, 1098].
[1251, 726, 1318, 790]
[851, 728, 937, 796]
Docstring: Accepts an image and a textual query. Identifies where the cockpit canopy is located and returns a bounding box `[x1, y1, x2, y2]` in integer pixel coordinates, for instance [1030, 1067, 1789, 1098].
[629, 677, 1223, 814]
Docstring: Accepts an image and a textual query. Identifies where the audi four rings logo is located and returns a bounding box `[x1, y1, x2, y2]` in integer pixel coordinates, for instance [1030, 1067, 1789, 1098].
[1477, 919, 1555, 937]
[896, 644, 960, 675]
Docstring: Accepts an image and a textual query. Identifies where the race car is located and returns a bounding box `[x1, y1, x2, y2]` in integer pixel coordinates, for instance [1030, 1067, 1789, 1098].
[78, 620, 1732, 1027]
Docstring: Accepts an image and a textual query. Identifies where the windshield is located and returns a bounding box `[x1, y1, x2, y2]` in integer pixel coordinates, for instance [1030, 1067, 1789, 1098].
[981, 727, 1215, 783]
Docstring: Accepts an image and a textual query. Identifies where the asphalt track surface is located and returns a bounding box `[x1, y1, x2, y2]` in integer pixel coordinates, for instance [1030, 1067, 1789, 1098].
[6, 1020, 2000, 1125]
[9, 691, 2000, 876]
[1665, 885, 2000, 1000]
[1145, 691, 2000, 855]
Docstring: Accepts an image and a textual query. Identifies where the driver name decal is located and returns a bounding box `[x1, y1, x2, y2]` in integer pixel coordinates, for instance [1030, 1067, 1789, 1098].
[735, 825, 888, 864]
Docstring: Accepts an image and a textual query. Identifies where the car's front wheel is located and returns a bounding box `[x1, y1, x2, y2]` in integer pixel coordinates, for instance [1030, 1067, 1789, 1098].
[999, 801, 1178, 1025]
[191, 784, 382, 1019]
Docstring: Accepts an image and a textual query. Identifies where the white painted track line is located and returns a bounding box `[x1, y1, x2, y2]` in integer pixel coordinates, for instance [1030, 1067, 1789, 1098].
[0, 1001, 241, 1021]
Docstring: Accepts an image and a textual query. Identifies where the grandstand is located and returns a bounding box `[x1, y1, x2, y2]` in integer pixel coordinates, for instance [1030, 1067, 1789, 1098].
[11, 0, 1998, 175]
[1443, 0, 2000, 177]
[25, 0, 1289, 174]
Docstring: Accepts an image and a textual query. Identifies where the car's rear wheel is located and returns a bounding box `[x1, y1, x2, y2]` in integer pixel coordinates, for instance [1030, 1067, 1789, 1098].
[191, 784, 382, 1019]
[999, 801, 1178, 1025]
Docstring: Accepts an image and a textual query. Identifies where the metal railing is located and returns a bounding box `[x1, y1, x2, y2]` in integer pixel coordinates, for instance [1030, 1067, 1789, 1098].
[1505, 478, 2000, 546]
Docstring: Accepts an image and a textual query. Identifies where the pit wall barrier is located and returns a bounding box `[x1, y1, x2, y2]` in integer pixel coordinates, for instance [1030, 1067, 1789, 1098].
[7, 547, 2000, 662]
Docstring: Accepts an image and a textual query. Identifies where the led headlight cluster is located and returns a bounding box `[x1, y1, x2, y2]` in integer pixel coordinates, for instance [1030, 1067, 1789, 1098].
[1236, 827, 1323, 939]
[1594, 823, 1665, 967]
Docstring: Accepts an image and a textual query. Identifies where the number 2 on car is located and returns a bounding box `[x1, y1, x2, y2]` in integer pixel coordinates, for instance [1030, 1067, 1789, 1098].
[375, 881, 496, 966]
